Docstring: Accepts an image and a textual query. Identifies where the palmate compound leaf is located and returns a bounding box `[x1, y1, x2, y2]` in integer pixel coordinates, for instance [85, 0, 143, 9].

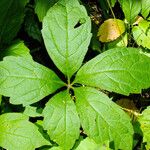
[0, 56, 64, 106]
[75, 87, 133, 150]
[0, 113, 50, 150]
[138, 106, 150, 149]
[43, 90, 80, 150]
[75, 47, 150, 95]
[42, 0, 92, 78]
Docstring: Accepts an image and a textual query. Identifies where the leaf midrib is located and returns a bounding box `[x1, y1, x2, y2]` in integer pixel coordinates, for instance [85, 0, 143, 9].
[65, 4, 69, 79]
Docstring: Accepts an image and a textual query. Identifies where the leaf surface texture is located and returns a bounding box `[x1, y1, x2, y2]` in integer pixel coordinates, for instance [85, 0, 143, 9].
[42, 0, 91, 77]
[0, 113, 50, 150]
[75, 87, 133, 150]
[0, 56, 64, 105]
[75, 47, 150, 95]
[43, 91, 80, 150]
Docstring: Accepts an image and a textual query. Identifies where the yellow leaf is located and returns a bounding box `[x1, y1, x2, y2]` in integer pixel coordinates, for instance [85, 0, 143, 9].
[97, 19, 125, 42]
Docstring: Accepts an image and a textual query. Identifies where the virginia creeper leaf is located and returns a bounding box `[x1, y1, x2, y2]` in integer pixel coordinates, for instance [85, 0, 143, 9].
[75, 87, 133, 150]
[0, 40, 32, 60]
[43, 91, 80, 150]
[0, 56, 64, 106]
[0, 0, 29, 45]
[35, 0, 59, 22]
[132, 20, 150, 49]
[138, 106, 150, 149]
[97, 19, 125, 42]
[76, 137, 110, 150]
[42, 0, 92, 77]
[119, 0, 141, 23]
[141, 0, 150, 18]
[75, 47, 150, 95]
[0, 113, 50, 150]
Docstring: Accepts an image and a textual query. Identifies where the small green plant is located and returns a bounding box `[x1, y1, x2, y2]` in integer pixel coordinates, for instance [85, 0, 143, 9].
[0, 0, 150, 150]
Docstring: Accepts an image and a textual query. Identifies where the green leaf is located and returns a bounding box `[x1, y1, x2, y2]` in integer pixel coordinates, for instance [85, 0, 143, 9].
[0, 0, 29, 45]
[138, 106, 150, 149]
[0, 113, 50, 150]
[0, 56, 64, 106]
[141, 0, 150, 18]
[50, 147, 62, 150]
[119, 0, 141, 23]
[42, 0, 92, 77]
[24, 8, 42, 42]
[132, 19, 150, 49]
[35, 0, 59, 22]
[34, 120, 51, 143]
[76, 137, 110, 150]
[43, 91, 80, 150]
[75, 47, 150, 95]
[75, 87, 133, 150]
[0, 40, 32, 60]
[23, 106, 43, 117]
[72, 135, 84, 150]
[110, 0, 116, 7]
